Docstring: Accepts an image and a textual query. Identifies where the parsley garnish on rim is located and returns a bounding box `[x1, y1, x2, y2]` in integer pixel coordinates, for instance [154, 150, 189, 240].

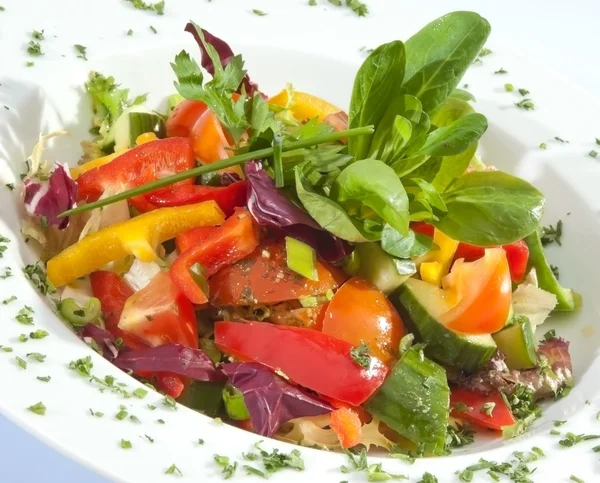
[558, 432, 600, 448]
[418, 473, 439, 483]
[37, 376, 51, 383]
[445, 423, 474, 451]
[163, 395, 177, 409]
[30, 329, 49, 339]
[5, 182, 15, 190]
[504, 83, 514, 92]
[23, 263, 55, 295]
[74, 44, 87, 61]
[124, 0, 165, 15]
[214, 455, 237, 479]
[120, 439, 132, 449]
[341, 448, 406, 481]
[27, 402, 46, 415]
[541, 220, 563, 246]
[494, 67, 507, 74]
[589, 150, 598, 159]
[0, 235, 10, 258]
[252, 8, 267, 16]
[27, 41, 43, 56]
[350, 342, 371, 368]
[0, 266, 12, 279]
[15, 305, 34, 325]
[165, 464, 182, 476]
[515, 98, 534, 110]
[31, 30, 44, 41]
[26, 352, 46, 363]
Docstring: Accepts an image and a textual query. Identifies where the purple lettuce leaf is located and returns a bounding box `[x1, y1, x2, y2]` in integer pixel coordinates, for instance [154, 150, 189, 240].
[114, 343, 225, 382]
[184, 23, 260, 96]
[24, 164, 77, 229]
[453, 338, 573, 401]
[221, 362, 333, 437]
[80, 323, 119, 361]
[244, 161, 352, 262]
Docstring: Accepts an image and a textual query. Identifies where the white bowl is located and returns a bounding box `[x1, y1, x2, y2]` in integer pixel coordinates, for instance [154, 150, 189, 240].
[1, 39, 599, 482]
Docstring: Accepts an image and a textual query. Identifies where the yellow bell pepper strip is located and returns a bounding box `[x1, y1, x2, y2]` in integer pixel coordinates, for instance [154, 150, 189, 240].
[269, 89, 341, 121]
[47, 201, 225, 287]
[420, 229, 459, 286]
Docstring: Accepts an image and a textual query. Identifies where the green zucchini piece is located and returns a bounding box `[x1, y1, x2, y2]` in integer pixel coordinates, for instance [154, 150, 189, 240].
[349, 242, 411, 294]
[364, 345, 450, 455]
[524, 228, 581, 311]
[492, 318, 537, 369]
[390, 278, 496, 373]
[177, 381, 225, 417]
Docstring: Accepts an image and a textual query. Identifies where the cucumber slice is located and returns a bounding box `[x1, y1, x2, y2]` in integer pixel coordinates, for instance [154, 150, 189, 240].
[492, 319, 537, 369]
[390, 278, 496, 373]
[101, 106, 166, 152]
[365, 345, 449, 456]
[349, 242, 411, 294]
[177, 381, 225, 417]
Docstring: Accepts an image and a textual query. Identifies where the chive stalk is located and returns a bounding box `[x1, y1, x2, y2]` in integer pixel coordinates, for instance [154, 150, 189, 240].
[285, 237, 318, 281]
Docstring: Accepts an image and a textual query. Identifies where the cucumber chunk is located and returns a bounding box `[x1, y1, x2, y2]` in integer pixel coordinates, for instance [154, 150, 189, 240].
[390, 278, 496, 373]
[492, 318, 537, 369]
[365, 345, 449, 455]
[101, 106, 166, 152]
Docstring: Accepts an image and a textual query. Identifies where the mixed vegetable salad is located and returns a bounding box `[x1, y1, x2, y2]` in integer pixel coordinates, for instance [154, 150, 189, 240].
[19, 11, 580, 456]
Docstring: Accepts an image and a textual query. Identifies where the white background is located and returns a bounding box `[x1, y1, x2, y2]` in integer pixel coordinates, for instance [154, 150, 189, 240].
[0, 0, 598, 481]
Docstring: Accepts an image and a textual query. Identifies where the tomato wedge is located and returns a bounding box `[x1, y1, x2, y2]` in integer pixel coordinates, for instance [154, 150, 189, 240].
[440, 248, 512, 334]
[145, 181, 247, 217]
[454, 240, 529, 283]
[191, 110, 232, 164]
[89, 271, 186, 398]
[322, 277, 405, 365]
[450, 388, 516, 430]
[76, 137, 196, 213]
[166, 100, 208, 138]
[119, 271, 198, 348]
[209, 240, 347, 306]
[170, 208, 260, 304]
[215, 321, 388, 405]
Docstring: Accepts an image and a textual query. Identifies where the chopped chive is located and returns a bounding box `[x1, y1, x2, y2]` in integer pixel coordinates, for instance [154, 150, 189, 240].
[504, 83, 514, 92]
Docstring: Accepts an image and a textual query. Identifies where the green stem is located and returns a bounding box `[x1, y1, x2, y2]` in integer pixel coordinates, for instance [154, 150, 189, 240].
[61, 126, 372, 217]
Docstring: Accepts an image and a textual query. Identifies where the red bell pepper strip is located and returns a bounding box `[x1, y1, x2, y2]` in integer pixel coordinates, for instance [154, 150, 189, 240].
[144, 181, 247, 217]
[175, 226, 217, 254]
[412, 222, 529, 283]
[76, 137, 196, 213]
[89, 271, 186, 398]
[450, 388, 516, 431]
[214, 321, 389, 406]
[170, 208, 260, 304]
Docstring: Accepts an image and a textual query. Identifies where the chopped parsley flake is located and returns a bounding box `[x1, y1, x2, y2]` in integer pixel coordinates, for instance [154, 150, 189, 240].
[74, 44, 87, 60]
[133, 388, 148, 399]
[27, 401, 46, 415]
[23, 263, 55, 295]
[0, 235, 10, 258]
[1, 295, 16, 306]
[494, 67, 507, 74]
[30, 329, 48, 339]
[504, 83, 514, 92]
[147, 404, 157, 410]
[157, 418, 165, 424]
[555, 136, 569, 143]
[559, 432, 600, 448]
[163, 395, 177, 410]
[149, 25, 157, 34]
[341, 448, 403, 481]
[418, 473, 439, 483]
[350, 342, 371, 368]
[518, 88, 530, 96]
[252, 8, 267, 16]
[124, 0, 165, 15]
[15, 305, 34, 325]
[89, 409, 103, 417]
[129, 415, 141, 424]
[120, 439, 132, 449]
[165, 464, 183, 476]
[6, 183, 15, 190]
[198, 438, 205, 445]
[0, 345, 13, 352]
[596, 138, 600, 146]
[539, 142, 547, 150]
[308, 0, 317, 5]
[0, 266, 12, 279]
[480, 402, 496, 417]
[550, 264, 560, 279]
[69, 356, 93, 377]
[27, 40, 43, 56]
[328, 0, 342, 5]
[479, 48, 492, 56]
[515, 98, 534, 110]
[570, 476, 585, 483]
[31, 30, 44, 40]
[346, 0, 368, 16]
[27, 352, 46, 363]
[554, 419, 567, 427]
[16, 356, 27, 369]
[127, 29, 133, 36]
[589, 150, 598, 158]
[37, 375, 51, 382]
[116, 409, 128, 420]
[445, 423, 474, 451]
[18, 334, 28, 343]
[541, 220, 563, 246]
[214, 455, 237, 479]
[145, 434, 154, 443]
[0, 5, 4, 11]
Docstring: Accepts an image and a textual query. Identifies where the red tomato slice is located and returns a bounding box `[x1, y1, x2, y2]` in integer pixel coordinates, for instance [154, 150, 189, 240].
[76, 137, 196, 213]
[209, 240, 348, 306]
[166, 100, 208, 138]
[145, 181, 247, 217]
[440, 248, 512, 334]
[119, 271, 198, 348]
[191, 110, 232, 164]
[89, 271, 186, 398]
[450, 388, 516, 430]
[170, 208, 260, 304]
[214, 321, 388, 406]
[322, 277, 405, 365]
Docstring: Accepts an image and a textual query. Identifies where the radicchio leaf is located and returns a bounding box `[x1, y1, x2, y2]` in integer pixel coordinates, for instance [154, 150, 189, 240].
[244, 161, 352, 262]
[221, 362, 333, 437]
[24, 164, 77, 229]
[114, 343, 225, 382]
[454, 338, 573, 401]
[184, 23, 260, 96]
[80, 323, 119, 361]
